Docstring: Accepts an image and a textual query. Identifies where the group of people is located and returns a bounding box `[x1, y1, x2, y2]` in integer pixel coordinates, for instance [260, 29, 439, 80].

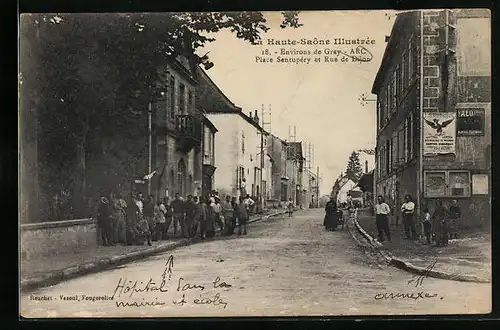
[96, 191, 257, 246]
[375, 195, 462, 247]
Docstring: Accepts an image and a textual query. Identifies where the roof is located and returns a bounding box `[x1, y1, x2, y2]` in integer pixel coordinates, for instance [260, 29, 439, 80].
[196, 65, 241, 111]
[196, 64, 269, 133]
[203, 116, 218, 133]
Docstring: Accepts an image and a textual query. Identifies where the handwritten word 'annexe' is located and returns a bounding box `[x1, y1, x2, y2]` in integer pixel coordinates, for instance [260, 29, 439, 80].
[374, 291, 442, 301]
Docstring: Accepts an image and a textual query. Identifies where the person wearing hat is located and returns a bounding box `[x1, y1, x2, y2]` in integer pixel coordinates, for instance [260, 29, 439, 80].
[97, 196, 114, 246]
[211, 196, 224, 234]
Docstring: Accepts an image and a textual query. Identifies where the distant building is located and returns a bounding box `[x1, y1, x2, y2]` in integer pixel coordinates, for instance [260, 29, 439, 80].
[267, 134, 288, 207]
[197, 67, 271, 210]
[372, 9, 491, 227]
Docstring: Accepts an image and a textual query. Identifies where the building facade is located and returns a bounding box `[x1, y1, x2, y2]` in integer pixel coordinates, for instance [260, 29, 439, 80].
[372, 9, 491, 228]
[201, 116, 218, 201]
[196, 66, 270, 209]
[149, 57, 208, 200]
[267, 134, 288, 207]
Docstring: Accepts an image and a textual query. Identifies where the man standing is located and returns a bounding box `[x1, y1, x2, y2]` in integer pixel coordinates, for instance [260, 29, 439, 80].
[222, 196, 235, 236]
[171, 193, 186, 237]
[375, 195, 391, 242]
[243, 194, 255, 215]
[236, 196, 249, 235]
[97, 196, 114, 246]
[448, 200, 461, 239]
[401, 194, 416, 240]
[185, 195, 197, 237]
[433, 200, 449, 246]
[211, 196, 224, 234]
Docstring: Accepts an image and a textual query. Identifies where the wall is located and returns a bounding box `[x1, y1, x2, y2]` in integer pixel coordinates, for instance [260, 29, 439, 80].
[21, 219, 97, 260]
[206, 113, 239, 196]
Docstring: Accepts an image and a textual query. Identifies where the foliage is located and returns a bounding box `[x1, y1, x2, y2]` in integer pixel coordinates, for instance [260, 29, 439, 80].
[20, 12, 301, 221]
[345, 151, 363, 183]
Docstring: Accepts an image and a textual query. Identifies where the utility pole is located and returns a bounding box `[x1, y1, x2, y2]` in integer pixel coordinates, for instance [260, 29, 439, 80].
[288, 126, 297, 205]
[316, 166, 320, 208]
[259, 104, 272, 213]
[148, 102, 152, 196]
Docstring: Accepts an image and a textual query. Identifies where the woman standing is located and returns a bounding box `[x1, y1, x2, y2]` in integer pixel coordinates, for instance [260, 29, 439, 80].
[154, 198, 166, 241]
[324, 197, 338, 231]
[205, 198, 216, 238]
[111, 193, 127, 244]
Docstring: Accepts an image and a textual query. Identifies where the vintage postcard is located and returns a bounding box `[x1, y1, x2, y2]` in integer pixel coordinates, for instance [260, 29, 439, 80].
[19, 9, 491, 317]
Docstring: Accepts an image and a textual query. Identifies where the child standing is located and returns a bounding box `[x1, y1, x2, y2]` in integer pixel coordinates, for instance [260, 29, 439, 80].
[422, 207, 432, 244]
[287, 198, 294, 217]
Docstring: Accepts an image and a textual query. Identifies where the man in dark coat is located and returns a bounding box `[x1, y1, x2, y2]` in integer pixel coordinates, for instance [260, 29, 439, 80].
[97, 196, 114, 246]
[448, 200, 461, 239]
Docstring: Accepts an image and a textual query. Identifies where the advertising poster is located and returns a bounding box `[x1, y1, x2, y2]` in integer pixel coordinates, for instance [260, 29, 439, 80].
[423, 112, 456, 155]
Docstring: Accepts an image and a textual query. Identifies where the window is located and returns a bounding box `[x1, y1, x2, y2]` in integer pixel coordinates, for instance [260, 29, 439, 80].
[392, 70, 397, 111]
[169, 76, 175, 118]
[395, 64, 401, 105]
[179, 83, 186, 114]
[385, 139, 391, 174]
[241, 131, 245, 154]
[402, 51, 408, 89]
[408, 112, 414, 159]
[398, 129, 405, 163]
[188, 91, 194, 113]
[392, 133, 398, 169]
[387, 79, 392, 116]
[424, 170, 471, 197]
[408, 39, 413, 80]
[404, 112, 414, 162]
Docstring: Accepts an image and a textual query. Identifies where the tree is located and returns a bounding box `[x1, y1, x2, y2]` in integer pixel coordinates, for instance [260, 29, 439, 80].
[19, 12, 302, 221]
[345, 151, 363, 183]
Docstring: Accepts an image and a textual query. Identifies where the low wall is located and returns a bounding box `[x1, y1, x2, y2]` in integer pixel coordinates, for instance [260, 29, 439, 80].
[20, 218, 98, 260]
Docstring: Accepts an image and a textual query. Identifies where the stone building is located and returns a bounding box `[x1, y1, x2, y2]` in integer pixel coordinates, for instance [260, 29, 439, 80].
[147, 57, 218, 201]
[372, 9, 491, 228]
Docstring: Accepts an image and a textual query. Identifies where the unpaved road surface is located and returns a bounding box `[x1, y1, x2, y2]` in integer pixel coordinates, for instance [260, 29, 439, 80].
[20, 209, 490, 317]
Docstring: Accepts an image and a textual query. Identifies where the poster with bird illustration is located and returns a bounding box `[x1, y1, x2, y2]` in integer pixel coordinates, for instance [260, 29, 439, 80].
[423, 112, 456, 155]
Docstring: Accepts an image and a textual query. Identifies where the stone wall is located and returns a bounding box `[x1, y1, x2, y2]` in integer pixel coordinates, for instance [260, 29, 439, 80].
[20, 218, 98, 260]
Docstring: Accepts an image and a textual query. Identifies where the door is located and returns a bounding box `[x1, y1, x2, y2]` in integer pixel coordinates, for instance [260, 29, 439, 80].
[177, 159, 186, 197]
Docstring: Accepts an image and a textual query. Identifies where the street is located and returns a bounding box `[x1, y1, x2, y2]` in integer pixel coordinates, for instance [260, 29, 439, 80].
[20, 209, 490, 317]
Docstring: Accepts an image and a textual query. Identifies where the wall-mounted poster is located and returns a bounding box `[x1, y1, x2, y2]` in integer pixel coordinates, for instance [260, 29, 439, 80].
[457, 108, 485, 136]
[472, 174, 489, 195]
[423, 112, 456, 155]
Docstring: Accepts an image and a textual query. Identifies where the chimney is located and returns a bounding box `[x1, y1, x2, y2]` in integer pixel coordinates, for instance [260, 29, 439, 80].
[365, 160, 368, 174]
[253, 110, 259, 124]
[249, 112, 252, 120]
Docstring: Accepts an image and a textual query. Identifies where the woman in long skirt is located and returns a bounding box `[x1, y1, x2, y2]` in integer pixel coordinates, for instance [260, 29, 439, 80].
[125, 194, 152, 246]
[205, 198, 216, 238]
[111, 193, 127, 244]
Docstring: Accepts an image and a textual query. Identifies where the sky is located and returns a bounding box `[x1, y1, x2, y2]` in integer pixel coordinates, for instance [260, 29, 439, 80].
[197, 10, 397, 194]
